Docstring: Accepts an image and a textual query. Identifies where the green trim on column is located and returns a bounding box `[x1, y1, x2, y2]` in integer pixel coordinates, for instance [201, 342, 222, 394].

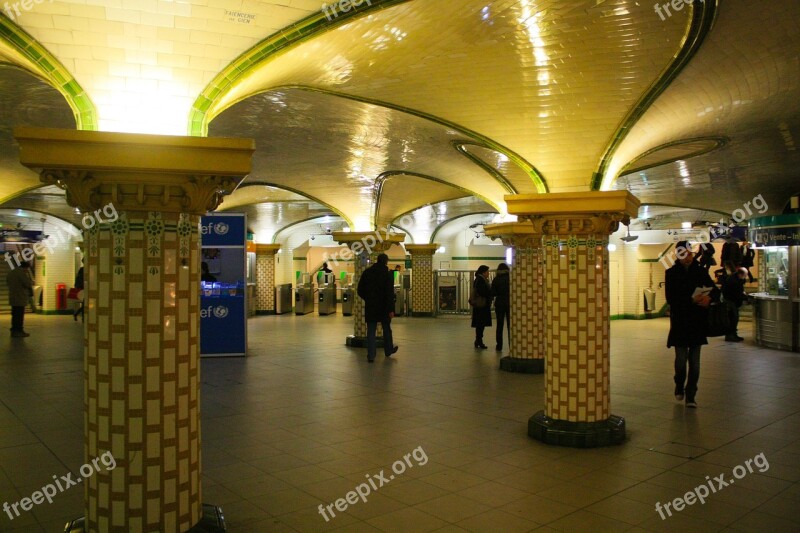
[0, 16, 98, 131]
[592, 0, 718, 190]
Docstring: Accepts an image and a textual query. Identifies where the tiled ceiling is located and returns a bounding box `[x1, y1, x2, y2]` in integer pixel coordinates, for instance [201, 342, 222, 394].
[0, 0, 797, 241]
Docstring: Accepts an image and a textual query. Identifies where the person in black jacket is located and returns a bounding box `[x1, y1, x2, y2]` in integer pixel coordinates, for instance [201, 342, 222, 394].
[740, 241, 755, 282]
[491, 263, 510, 351]
[722, 267, 748, 342]
[471, 265, 493, 349]
[666, 241, 717, 408]
[357, 253, 398, 362]
[73, 263, 84, 322]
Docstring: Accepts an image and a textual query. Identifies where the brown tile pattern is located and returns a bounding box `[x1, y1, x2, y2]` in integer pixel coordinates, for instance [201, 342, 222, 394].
[409, 251, 434, 314]
[509, 241, 545, 361]
[255, 250, 277, 312]
[85, 211, 201, 531]
[544, 236, 610, 422]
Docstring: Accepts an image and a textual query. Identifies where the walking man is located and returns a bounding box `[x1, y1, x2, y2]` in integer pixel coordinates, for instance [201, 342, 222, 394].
[7, 260, 33, 338]
[666, 242, 717, 408]
[357, 253, 398, 362]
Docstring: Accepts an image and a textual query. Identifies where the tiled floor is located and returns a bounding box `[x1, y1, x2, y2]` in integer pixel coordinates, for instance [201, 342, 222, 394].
[1, 313, 799, 532]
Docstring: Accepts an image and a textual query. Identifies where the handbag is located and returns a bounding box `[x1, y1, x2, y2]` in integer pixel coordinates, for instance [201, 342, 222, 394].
[706, 301, 731, 337]
[468, 287, 486, 308]
[67, 288, 83, 301]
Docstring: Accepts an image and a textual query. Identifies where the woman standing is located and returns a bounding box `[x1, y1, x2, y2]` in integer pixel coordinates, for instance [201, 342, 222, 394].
[491, 263, 510, 351]
[471, 265, 493, 349]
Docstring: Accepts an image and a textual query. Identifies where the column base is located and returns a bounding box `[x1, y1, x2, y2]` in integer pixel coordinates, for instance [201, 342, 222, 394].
[346, 335, 385, 348]
[499, 356, 544, 374]
[411, 311, 434, 317]
[528, 411, 625, 448]
[65, 504, 226, 532]
[256, 310, 276, 315]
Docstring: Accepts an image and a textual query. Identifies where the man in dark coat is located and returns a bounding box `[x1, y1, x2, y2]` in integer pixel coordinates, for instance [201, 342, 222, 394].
[471, 265, 493, 349]
[491, 263, 510, 351]
[666, 241, 717, 408]
[7, 260, 33, 338]
[722, 267, 748, 342]
[357, 253, 397, 362]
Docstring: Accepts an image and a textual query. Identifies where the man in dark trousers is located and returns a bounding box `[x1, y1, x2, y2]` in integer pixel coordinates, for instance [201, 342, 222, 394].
[357, 253, 398, 362]
[666, 241, 717, 408]
[7, 260, 33, 338]
[722, 267, 748, 342]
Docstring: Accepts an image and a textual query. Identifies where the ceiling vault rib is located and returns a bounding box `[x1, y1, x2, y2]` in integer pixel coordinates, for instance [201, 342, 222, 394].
[188, 0, 413, 136]
[226, 181, 354, 228]
[641, 202, 732, 219]
[372, 170, 502, 230]
[271, 215, 341, 245]
[451, 142, 518, 195]
[429, 212, 497, 245]
[0, 18, 97, 131]
[592, 0, 719, 191]
[620, 136, 730, 177]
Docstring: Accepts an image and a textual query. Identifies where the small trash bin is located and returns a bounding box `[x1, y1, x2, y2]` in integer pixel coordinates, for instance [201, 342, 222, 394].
[56, 283, 67, 310]
[643, 288, 656, 312]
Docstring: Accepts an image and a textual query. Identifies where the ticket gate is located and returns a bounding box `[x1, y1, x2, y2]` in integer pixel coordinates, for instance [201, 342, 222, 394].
[295, 284, 314, 315]
[342, 285, 354, 316]
[394, 285, 405, 316]
[318, 283, 337, 315]
[275, 284, 292, 314]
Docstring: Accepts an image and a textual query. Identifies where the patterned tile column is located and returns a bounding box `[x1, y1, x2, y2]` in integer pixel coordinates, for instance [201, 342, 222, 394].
[507, 191, 640, 448]
[332, 231, 405, 347]
[16, 127, 254, 531]
[405, 244, 438, 317]
[484, 223, 545, 374]
[255, 244, 280, 314]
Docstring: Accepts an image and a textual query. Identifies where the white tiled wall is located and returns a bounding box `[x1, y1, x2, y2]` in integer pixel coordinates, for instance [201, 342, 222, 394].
[33, 230, 80, 312]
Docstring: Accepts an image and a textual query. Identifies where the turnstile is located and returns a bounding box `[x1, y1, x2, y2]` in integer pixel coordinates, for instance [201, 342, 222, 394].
[394, 286, 405, 316]
[318, 284, 337, 315]
[342, 286, 354, 316]
[295, 285, 314, 315]
[275, 283, 292, 314]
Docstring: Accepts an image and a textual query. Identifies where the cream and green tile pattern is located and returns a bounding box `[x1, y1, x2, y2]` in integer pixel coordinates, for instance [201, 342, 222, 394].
[86, 210, 201, 531]
[405, 244, 438, 316]
[255, 244, 280, 313]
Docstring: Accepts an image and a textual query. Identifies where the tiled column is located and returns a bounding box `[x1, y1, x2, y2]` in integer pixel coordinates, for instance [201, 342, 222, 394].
[484, 223, 545, 374]
[507, 191, 640, 448]
[405, 244, 437, 317]
[16, 127, 254, 531]
[332, 231, 405, 347]
[255, 244, 280, 314]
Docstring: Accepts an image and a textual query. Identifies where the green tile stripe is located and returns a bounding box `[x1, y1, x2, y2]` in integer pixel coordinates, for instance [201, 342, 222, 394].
[0, 16, 98, 131]
[592, 0, 718, 190]
[187, 2, 548, 194]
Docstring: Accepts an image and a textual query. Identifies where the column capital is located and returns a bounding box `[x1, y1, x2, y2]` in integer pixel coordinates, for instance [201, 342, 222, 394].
[255, 244, 281, 255]
[484, 222, 541, 248]
[332, 231, 405, 254]
[405, 244, 439, 255]
[14, 127, 255, 215]
[506, 191, 640, 236]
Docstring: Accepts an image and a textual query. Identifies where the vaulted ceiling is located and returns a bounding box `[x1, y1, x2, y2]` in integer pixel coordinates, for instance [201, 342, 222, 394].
[0, 0, 797, 242]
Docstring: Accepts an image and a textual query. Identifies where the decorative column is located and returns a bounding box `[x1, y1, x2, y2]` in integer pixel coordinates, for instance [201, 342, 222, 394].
[405, 244, 438, 317]
[255, 244, 280, 314]
[16, 127, 254, 531]
[507, 191, 640, 448]
[332, 231, 405, 347]
[484, 223, 545, 374]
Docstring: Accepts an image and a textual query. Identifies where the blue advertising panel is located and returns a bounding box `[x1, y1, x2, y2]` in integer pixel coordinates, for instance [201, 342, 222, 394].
[201, 213, 247, 357]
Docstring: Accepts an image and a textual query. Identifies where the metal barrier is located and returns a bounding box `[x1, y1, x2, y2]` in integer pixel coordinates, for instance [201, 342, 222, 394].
[434, 270, 495, 316]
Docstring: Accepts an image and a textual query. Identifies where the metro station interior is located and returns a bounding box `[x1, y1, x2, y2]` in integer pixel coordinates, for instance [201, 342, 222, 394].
[0, 1, 799, 531]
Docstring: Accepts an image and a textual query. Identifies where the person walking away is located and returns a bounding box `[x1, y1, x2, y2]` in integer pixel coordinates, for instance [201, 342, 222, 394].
[357, 253, 398, 363]
[666, 241, 717, 408]
[470, 265, 493, 349]
[722, 267, 748, 342]
[741, 241, 755, 283]
[7, 261, 33, 337]
[491, 263, 510, 351]
[73, 263, 85, 321]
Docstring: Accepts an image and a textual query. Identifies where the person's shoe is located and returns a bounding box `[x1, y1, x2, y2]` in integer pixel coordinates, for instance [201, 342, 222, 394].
[495, 345, 502, 351]
[367, 358, 375, 363]
[734, 335, 744, 341]
[686, 400, 697, 408]
[724, 335, 739, 342]
[386, 345, 398, 357]
[477, 343, 488, 349]
[675, 394, 684, 401]
[11, 331, 29, 338]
